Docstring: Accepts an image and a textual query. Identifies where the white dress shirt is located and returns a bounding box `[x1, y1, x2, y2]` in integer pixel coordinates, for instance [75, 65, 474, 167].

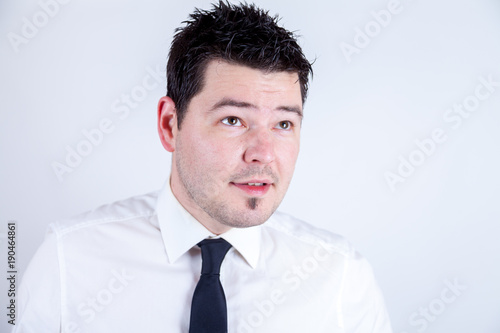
[14, 181, 392, 333]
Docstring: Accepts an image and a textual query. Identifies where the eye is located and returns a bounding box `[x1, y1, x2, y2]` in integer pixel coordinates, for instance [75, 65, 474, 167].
[221, 116, 243, 126]
[275, 121, 292, 130]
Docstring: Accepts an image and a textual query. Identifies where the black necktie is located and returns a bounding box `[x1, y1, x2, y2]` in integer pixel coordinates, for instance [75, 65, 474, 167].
[189, 238, 232, 333]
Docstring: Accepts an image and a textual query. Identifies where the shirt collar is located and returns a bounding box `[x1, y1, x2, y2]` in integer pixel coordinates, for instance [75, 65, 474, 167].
[156, 179, 261, 269]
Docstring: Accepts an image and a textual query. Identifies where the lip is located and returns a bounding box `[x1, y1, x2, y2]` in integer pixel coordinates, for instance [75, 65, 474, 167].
[231, 180, 272, 197]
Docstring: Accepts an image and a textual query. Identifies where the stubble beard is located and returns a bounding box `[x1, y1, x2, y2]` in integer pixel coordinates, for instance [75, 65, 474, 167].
[175, 150, 284, 229]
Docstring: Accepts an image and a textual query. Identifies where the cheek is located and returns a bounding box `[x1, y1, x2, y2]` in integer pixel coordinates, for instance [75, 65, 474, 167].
[285, 148, 299, 171]
[279, 137, 300, 160]
[183, 131, 241, 174]
[277, 141, 300, 178]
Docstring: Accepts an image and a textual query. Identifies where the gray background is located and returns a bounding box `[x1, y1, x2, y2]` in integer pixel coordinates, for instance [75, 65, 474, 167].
[1, 0, 499, 332]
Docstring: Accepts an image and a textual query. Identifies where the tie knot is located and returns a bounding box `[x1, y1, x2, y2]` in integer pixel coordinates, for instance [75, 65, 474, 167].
[198, 238, 232, 275]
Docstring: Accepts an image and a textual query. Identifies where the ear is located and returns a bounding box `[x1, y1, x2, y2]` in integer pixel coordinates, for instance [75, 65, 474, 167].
[157, 96, 178, 152]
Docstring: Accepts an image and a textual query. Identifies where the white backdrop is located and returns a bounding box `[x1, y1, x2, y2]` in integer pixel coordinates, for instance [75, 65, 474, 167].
[1, 0, 499, 332]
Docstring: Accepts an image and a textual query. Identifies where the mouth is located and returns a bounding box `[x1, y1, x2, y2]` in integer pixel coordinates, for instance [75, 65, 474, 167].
[230, 181, 272, 196]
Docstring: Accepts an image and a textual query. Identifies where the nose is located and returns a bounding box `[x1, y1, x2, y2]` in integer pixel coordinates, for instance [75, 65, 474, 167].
[243, 128, 275, 165]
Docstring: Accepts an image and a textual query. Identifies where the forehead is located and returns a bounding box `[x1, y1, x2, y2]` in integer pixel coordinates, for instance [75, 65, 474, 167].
[195, 60, 303, 109]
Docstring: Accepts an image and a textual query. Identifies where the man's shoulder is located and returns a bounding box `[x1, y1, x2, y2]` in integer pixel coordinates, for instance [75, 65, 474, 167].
[50, 190, 160, 237]
[265, 210, 355, 257]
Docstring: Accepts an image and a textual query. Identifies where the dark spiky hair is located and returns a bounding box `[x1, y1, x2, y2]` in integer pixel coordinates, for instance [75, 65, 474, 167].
[166, 1, 313, 127]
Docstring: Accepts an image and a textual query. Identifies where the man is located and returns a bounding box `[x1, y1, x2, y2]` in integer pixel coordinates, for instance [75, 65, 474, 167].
[14, 2, 392, 332]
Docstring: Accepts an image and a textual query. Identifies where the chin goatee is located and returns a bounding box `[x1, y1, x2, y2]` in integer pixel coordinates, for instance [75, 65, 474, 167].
[248, 198, 258, 210]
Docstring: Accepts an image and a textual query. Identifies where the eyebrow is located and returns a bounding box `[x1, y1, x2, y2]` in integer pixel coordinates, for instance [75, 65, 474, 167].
[209, 98, 303, 118]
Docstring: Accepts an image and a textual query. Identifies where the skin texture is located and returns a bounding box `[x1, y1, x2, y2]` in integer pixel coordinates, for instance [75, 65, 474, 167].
[158, 60, 302, 235]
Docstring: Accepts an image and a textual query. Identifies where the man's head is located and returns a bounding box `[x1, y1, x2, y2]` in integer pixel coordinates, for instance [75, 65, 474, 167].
[158, 2, 313, 235]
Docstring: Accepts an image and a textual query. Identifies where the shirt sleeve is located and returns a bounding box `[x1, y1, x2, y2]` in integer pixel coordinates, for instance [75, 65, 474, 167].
[339, 251, 393, 333]
[12, 229, 61, 333]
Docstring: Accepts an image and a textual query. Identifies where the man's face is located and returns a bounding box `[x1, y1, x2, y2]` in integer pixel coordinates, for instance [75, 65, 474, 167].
[166, 60, 302, 234]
